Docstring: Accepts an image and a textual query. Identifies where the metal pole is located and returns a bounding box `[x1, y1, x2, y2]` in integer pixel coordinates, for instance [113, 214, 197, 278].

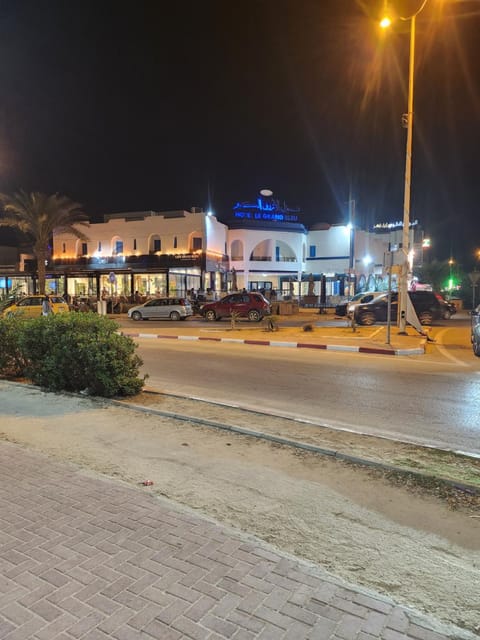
[398, 14, 416, 333]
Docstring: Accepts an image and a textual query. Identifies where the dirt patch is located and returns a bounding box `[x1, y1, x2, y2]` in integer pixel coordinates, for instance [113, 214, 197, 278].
[119, 390, 480, 494]
[1, 381, 479, 634]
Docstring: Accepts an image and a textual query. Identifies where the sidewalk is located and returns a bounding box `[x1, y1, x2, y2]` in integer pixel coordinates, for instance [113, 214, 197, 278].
[120, 310, 427, 356]
[0, 441, 473, 640]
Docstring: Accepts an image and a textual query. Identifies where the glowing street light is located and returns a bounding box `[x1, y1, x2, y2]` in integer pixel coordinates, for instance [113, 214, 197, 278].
[380, 0, 430, 333]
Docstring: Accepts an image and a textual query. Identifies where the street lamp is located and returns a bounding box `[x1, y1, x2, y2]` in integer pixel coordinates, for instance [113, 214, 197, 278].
[448, 257, 454, 295]
[380, 0, 429, 333]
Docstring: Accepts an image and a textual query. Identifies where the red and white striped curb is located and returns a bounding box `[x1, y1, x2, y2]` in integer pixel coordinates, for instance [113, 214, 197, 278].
[121, 332, 426, 356]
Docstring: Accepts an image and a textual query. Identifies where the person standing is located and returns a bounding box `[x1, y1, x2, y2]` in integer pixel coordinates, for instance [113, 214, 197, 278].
[42, 295, 53, 316]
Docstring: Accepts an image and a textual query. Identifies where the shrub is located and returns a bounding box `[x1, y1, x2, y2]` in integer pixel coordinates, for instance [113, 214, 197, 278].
[18, 313, 146, 397]
[0, 316, 28, 377]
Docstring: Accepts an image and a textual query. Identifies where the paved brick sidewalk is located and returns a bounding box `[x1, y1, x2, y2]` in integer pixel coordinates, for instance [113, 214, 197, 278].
[0, 443, 471, 640]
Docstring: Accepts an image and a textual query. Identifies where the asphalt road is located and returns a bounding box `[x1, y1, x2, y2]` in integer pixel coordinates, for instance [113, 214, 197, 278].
[124, 316, 480, 457]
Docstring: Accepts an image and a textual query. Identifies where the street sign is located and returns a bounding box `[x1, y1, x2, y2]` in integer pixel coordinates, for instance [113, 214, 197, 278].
[384, 251, 404, 267]
[468, 271, 480, 285]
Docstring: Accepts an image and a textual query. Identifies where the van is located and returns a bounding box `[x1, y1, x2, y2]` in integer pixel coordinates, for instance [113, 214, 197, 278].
[127, 297, 193, 321]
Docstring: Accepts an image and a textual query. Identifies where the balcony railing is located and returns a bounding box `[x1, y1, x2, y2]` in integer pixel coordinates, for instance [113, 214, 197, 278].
[248, 256, 297, 262]
[50, 253, 205, 270]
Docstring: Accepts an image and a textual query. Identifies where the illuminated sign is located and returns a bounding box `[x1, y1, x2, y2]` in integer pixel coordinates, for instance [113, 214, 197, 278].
[233, 194, 300, 224]
[373, 220, 419, 230]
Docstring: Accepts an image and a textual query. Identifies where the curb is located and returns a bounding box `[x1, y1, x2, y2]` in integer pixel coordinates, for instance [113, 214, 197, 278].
[112, 396, 480, 496]
[121, 331, 426, 356]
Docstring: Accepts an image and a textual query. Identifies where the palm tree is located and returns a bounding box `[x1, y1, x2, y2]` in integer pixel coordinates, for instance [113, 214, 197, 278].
[0, 190, 89, 294]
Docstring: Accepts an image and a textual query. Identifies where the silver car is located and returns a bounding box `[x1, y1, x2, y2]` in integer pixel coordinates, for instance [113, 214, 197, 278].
[472, 304, 480, 357]
[128, 297, 193, 321]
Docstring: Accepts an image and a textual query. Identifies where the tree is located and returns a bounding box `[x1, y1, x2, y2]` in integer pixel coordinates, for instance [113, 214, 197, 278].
[0, 190, 89, 294]
[413, 260, 450, 294]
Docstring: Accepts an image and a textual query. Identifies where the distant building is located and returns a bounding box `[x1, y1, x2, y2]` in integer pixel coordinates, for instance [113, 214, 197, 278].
[0, 193, 423, 304]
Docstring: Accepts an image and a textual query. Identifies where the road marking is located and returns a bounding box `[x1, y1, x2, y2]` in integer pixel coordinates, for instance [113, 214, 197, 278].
[431, 329, 469, 367]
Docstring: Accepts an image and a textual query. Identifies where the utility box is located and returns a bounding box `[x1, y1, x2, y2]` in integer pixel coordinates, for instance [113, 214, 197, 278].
[278, 302, 294, 315]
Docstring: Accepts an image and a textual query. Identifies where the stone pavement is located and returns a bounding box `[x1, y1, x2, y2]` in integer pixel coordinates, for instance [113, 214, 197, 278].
[0, 442, 473, 640]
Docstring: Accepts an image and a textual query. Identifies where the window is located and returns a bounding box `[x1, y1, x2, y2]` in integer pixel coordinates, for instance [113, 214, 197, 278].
[309, 245, 316, 258]
[192, 237, 202, 250]
[97, 241, 102, 252]
[173, 236, 178, 249]
[81, 243, 88, 256]
[115, 240, 123, 255]
[153, 238, 161, 252]
[62, 243, 66, 253]
[133, 239, 137, 251]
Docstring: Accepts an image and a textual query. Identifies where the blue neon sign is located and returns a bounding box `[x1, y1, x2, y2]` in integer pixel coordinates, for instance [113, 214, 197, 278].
[233, 195, 300, 223]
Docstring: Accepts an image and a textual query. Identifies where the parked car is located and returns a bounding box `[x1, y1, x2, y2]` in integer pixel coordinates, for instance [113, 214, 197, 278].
[335, 291, 378, 317]
[0, 294, 70, 318]
[471, 305, 480, 357]
[200, 292, 271, 322]
[353, 290, 444, 326]
[128, 297, 193, 321]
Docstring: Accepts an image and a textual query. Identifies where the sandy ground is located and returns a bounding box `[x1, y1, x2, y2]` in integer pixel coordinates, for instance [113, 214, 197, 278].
[0, 380, 479, 634]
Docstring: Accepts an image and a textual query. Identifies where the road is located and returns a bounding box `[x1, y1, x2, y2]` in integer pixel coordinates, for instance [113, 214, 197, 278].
[118, 315, 480, 456]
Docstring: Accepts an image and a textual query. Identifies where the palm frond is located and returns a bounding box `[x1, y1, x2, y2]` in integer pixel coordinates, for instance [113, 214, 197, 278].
[0, 189, 90, 293]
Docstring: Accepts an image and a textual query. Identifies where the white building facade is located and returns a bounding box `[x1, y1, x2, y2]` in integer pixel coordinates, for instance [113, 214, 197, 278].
[51, 209, 229, 300]
[5, 193, 422, 305]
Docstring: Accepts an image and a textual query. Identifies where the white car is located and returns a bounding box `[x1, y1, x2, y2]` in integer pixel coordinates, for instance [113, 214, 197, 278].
[335, 292, 379, 317]
[346, 292, 380, 315]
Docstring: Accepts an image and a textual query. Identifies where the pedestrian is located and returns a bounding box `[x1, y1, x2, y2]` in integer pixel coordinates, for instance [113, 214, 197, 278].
[42, 295, 53, 316]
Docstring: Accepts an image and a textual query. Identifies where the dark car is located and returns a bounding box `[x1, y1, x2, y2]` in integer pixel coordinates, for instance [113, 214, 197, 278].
[434, 293, 457, 320]
[471, 305, 480, 357]
[200, 292, 271, 322]
[353, 290, 444, 326]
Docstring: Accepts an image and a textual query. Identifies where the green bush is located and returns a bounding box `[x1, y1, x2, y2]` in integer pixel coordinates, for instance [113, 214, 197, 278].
[16, 313, 146, 397]
[0, 316, 28, 377]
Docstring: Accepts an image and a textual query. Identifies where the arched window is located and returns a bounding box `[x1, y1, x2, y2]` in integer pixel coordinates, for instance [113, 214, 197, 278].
[112, 238, 123, 255]
[149, 235, 161, 253]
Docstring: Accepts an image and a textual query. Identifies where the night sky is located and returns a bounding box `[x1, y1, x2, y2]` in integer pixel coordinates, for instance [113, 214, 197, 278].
[0, 0, 479, 265]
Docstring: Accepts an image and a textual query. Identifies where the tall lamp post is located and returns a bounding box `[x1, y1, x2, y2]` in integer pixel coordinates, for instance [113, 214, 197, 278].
[381, 0, 429, 333]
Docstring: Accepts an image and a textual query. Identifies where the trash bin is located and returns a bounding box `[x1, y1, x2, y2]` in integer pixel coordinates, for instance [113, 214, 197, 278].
[97, 299, 107, 315]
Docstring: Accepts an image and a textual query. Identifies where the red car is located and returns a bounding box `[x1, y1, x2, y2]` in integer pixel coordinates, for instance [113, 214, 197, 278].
[200, 292, 271, 322]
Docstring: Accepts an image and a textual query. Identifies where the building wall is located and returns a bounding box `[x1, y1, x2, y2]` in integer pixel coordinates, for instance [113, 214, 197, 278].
[227, 228, 306, 289]
[53, 211, 228, 259]
[48, 208, 420, 301]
